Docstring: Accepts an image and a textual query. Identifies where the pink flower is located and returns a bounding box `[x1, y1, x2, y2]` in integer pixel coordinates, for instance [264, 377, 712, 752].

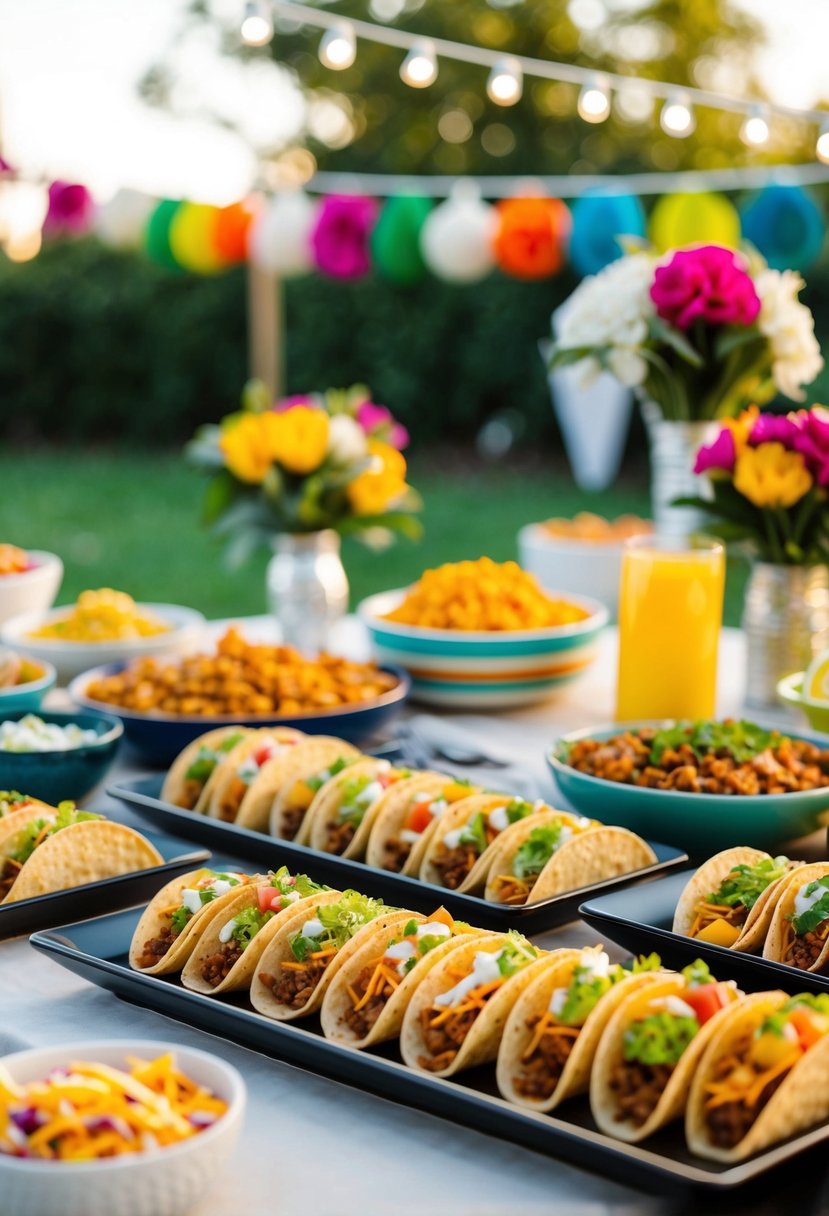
[650, 245, 761, 330]
[272, 394, 319, 413]
[694, 427, 736, 475]
[748, 413, 801, 450]
[355, 402, 409, 450]
[42, 181, 95, 237]
[794, 408, 829, 487]
[311, 195, 378, 280]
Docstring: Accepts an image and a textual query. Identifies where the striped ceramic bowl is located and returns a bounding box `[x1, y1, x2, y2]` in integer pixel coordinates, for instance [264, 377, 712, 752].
[358, 589, 608, 708]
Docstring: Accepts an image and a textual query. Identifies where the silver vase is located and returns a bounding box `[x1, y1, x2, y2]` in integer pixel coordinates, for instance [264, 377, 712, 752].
[640, 400, 716, 538]
[742, 562, 829, 711]
[266, 530, 349, 654]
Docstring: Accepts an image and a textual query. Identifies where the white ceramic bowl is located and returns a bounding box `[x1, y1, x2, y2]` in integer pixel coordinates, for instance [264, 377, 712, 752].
[0, 604, 206, 683]
[0, 1039, 245, 1216]
[0, 552, 63, 626]
[518, 523, 628, 617]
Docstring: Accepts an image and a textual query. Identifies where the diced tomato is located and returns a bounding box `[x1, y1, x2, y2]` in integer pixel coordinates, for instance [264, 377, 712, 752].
[683, 982, 734, 1025]
[788, 1007, 828, 1051]
[256, 885, 286, 913]
[378, 770, 399, 790]
[405, 802, 434, 835]
[253, 742, 277, 767]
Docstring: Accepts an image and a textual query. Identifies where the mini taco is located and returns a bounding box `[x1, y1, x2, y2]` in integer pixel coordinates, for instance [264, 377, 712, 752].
[590, 960, 744, 1142]
[269, 742, 363, 843]
[129, 867, 252, 974]
[320, 907, 483, 1048]
[180, 867, 336, 995]
[365, 775, 480, 876]
[160, 727, 255, 812]
[762, 863, 829, 971]
[419, 796, 575, 894]
[205, 728, 309, 828]
[672, 848, 798, 951]
[303, 760, 415, 859]
[686, 990, 829, 1162]
[0, 805, 164, 903]
[484, 818, 649, 906]
[250, 891, 402, 1021]
[0, 791, 53, 819]
[399, 931, 553, 1077]
[496, 947, 666, 1111]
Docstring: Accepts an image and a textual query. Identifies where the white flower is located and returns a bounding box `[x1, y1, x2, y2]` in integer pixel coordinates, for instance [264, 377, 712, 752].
[607, 348, 648, 387]
[327, 414, 368, 466]
[755, 268, 824, 402]
[555, 253, 655, 388]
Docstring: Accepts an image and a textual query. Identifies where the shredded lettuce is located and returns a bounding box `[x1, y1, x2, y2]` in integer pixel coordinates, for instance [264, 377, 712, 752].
[305, 756, 351, 793]
[496, 931, 539, 977]
[707, 856, 790, 912]
[681, 959, 715, 988]
[267, 865, 327, 898]
[458, 812, 488, 854]
[6, 804, 102, 865]
[184, 733, 245, 783]
[229, 906, 273, 949]
[170, 872, 245, 935]
[623, 1012, 698, 1066]
[512, 823, 567, 880]
[289, 890, 387, 961]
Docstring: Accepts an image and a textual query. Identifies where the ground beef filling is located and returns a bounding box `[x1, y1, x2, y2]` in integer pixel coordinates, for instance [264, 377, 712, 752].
[383, 836, 412, 872]
[136, 921, 179, 969]
[326, 819, 357, 854]
[200, 942, 243, 987]
[705, 1043, 790, 1149]
[418, 1002, 486, 1071]
[175, 777, 205, 810]
[609, 1061, 674, 1126]
[515, 1016, 578, 1100]
[259, 956, 331, 1009]
[787, 923, 829, 970]
[434, 845, 478, 890]
[0, 859, 21, 901]
[280, 805, 304, 841]
[343, 963, 395, 1038]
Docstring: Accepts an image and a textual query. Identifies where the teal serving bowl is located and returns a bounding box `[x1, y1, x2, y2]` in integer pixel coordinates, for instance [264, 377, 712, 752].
[547, 720, 829, 855]
[0, 709, 123, 804]
[777, 672, 829, 733]
[0, 659, 56, 712]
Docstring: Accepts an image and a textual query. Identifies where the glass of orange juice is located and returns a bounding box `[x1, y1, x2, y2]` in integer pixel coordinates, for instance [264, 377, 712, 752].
[615, 534, 725, 721]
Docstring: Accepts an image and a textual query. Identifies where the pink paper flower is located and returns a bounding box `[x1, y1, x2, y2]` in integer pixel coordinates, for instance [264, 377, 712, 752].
[651, 245, 761, 330]
[311, 195, 378, 280]
[42, 181, 95, 237]
[694, 426, 736, 475]
[749, 413, 801, 450]
[355, 402, 409, 450]
[273, 394, 319, 413]
[794, 408, 829, 487]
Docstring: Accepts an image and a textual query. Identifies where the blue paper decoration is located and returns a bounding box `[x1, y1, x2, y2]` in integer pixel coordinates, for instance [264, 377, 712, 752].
[569, 192, 647, 276]
[741, 185, 824, 271]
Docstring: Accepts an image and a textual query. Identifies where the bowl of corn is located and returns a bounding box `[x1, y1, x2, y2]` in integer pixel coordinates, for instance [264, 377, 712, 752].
[358, 557, 608, 708]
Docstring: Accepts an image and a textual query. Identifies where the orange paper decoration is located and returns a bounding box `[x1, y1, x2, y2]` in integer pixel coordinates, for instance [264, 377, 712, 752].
[493, 196, 571, 279]
[213, 200, 258, 264]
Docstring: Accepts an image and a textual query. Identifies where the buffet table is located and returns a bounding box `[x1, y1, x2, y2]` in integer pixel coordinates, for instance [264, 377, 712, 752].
[7, 621, 825, 1215]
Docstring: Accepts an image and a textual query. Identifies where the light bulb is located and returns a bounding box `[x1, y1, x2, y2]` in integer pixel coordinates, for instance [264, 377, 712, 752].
[741, 106, 770, 147]
[319, 23, 356, 70]
[487, 56, 523, 106]
[817, 123, 829, 164]
[660, 94, 695, 137]
[578, 78, 611, 123]
[400, 39, 438, 88]
[241, 0, 272, 46]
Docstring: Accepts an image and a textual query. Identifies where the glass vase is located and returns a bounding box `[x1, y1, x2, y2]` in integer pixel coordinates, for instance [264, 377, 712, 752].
[640, 400, 716, 539]
[266, 530, 349, 654]
[742, 562, 829, 711]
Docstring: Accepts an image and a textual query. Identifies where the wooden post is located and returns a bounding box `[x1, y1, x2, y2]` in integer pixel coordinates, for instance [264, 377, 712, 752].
[246, 260, 283, 396]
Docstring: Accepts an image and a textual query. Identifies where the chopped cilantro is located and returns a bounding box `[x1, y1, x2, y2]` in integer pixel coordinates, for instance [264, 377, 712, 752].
[649, 719, 779, 766]
[513, 823, 566, 880]
[230, 906, 273, 950]
[791, 876, 829, 936]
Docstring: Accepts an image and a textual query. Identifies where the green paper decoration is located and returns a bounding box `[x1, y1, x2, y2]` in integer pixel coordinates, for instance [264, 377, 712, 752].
[169, 202, 227, 274]
[144, 199, 183, 270]
[371, 195, 432, 285]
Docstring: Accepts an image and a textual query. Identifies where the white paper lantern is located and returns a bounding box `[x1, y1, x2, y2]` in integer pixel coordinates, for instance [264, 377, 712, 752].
[95, 189, 155, 248]
[248, 190, 316, 277]
[420, 183, 497, 283]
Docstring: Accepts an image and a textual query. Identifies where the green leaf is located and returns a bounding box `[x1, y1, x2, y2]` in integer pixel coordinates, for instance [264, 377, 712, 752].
[623, 1013, 699, 1065]
[649, 317, 704, 368]
[708, 856, 790, 911]
[512, 823, 565, 879]
[202, 470, 241, 526]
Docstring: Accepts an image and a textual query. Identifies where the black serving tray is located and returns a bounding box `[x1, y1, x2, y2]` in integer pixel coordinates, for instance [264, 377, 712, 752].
[108, 775, 687, 935]
[30, 905, 829, 1195]
[0, 828, 209, 940]
[580, 869, 829, 996]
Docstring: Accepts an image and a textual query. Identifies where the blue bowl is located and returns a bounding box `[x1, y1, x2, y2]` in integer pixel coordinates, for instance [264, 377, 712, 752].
[0, 709, 123, 804]
[0, 660, 56, 713]
[69, 663, 411, 766]
[547, 720, 829, 854]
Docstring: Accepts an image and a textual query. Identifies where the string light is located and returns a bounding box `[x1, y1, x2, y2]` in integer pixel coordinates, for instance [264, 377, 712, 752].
[400, 39, 438, 88]
[241, 0, 273, 46]
[319, 22, 356, 69]
[578, 77, 611, 123]
[741, 105, 770, 148]
[487, 56, 523, 106]
[817, 122, 829, 165]
[660, 93, 695, 138]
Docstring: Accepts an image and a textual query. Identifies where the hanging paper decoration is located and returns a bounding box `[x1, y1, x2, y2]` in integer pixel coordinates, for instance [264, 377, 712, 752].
[248, 191, 316, 277]
[371, 195, 432, 285]
[649, 191, 740, 253]
[42, 181, 95, 238]
[95, 189, 155, 249]
[143, 199, 183, 271]
[168, 202, 228, 274]
[493, 196, 570, 280]
[311, 194, 378, 280]
[420, 184, 497, 283]
[741, 184, 824, 271]
[569, 191, 646, 276]
[213, 199, 259, 264]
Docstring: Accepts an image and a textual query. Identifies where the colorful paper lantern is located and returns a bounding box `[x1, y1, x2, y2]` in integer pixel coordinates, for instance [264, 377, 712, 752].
[741, 185, 824, 271]
[420, 185, 497, 283]
[248, 191, 316, 277]
[493, 196, 570, 280]
[42, 181, 95, 238]
[371, 195, 432, 285]
[213, 199, 259, 264]
[569, 191, 646, 276]
[649, 191, 741, 253]
[311, 194, 378, 280]
[143, 199, 182, 270]
[168, 202, 227, 274]
[95, 188, 155, 249]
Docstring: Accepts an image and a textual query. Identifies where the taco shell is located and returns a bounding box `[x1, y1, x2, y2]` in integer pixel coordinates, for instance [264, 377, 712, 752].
[128, 867, 252, 975]
[364, 774, 479, 877]
[303, 760, 413, 859]
[160, 726, 255, 813]
[671, 847, 790, 954]
[0, 804, 59, 859]
[203, 728, 310, 828]
[2, 819, 164, 903]
[267, 739, 363, 842]
[762, 862, 829, 970]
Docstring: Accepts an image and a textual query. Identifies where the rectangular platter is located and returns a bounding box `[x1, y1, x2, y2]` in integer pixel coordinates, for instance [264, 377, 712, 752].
[30, 905, 829, 1195]
[580, 869, 829, 996]
[0, 828, 209, 940]
[109, 775, 687, 935]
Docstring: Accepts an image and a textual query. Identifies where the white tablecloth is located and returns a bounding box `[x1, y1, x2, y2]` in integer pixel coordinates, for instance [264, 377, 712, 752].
[7, 623, 821, 1215]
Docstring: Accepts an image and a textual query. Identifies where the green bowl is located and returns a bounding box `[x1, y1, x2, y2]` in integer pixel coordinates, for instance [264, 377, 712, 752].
[547, 720, 829, 855]
[777, 672, 829, 733]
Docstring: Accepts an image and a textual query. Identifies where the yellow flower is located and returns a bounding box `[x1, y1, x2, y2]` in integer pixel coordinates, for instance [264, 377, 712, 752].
[270, 406, 330, 475]
[220, 412, 283, 484]
[347, 440, 409, 516]
[734, 442, 812, 509]
[724, 405, 760, 457]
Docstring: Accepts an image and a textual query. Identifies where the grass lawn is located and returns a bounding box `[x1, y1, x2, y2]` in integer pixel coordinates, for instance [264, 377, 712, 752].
[0, 449, 748, 624]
